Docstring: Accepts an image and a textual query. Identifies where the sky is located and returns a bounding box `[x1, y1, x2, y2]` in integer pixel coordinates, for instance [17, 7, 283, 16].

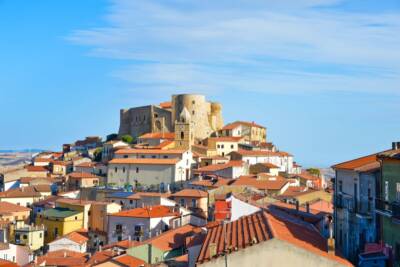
[0, 0, 399, 167]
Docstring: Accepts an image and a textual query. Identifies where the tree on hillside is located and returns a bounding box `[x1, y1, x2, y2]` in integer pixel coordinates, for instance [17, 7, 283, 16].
[307, 168, 321, 177]
[121, 134, 134, 144]
[93, 147, 103, 162]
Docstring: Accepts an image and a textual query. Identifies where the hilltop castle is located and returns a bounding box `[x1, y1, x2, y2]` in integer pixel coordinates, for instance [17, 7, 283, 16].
[118, 94, 224, 144]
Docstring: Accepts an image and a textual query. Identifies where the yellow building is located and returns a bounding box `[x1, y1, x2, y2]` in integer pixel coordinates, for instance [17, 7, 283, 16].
[36, 207, 84, 243]
[13, 221, 45, 251]
[206, 136, 243, 157]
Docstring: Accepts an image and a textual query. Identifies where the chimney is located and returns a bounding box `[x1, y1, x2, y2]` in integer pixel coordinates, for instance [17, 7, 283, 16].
[306, 202, 310, 213]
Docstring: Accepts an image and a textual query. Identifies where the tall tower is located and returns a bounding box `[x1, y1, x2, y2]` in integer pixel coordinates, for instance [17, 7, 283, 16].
[174, 107, 193, 150]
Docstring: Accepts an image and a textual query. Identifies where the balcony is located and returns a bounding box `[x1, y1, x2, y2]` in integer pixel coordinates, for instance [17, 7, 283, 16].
[375, 198, 392, 217]
[335, 195, 344, 209]
[356, 201, 373, 219]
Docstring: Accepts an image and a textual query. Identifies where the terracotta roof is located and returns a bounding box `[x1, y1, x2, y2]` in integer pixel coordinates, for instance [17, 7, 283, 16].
[0, 186, 44, 198]
[196, 161, 244, 172]
[68, 172, 100, 179]
[295, 171, 320, 181]
[139, 132, 175, 140]
[159, 101, 172, 109]
[233, 149, 291, 157]
[75, 162, 96, 168]
[222, 121, 265, 130]
[102, 239, 138, 250]
[190, 178, 231, 188]
[258, 162, 279, 168]
[197, 211, 351, 266]
[55, 231, 88, 245]
[279, 186, 310, 197]
[52, 160, 72, 166]
[109, 158, 180, 165]
[86, 250, 115, 265]
[111, 205, 178, 218]
[230, 176, 288, 191]
[56, 198, 109, 206]
[0, 201, 31, 214]
[19, 177, 54, 184]
[0, 259, 18, 267]
[36, 249, 88, 266]
[34, 158, 53, 163]
[112, 254, 146, 267]
[332, 153, 380, 171]
[308, 200, 333, 214]
[26, 165, 48, 172]
[207, 136, 243, 142]
[378, 149, 400, 159]
[171, 189, 208, 198]
[142, 224, 199, 251]
[115, 148, 185, 155]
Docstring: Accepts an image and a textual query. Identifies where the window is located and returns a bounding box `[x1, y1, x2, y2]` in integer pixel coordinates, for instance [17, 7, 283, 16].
[136, 167, 139, 173]
[88, 211, 91, 216]
[129, 200, 133, 204]
[180, 199, 185, 206]
[115, 167, 117, 173]
[217, 145, 220, 149]
[54, 228, 58, 236]
[123, 155, 128, 158]
[152, 155, 156, 159]
[122, 167, 126, 173]
[192, 110, 195, 115]
[385, 181, 389, 201]
[192, 100, 195, 104]
[141, 155, 145, 158]
[23, 234, 27, 239]
[192, 198, 197, 207]
[181, 131, 184, 139]
[397, 183, 400, 201]
[163, 155, 168, 159]
[338, 180, 343, 193]
[221, 144, 224, 149]
[75, 216, 78, 220]
[231, 144, 234, 149]
[39, 233, 42, 238]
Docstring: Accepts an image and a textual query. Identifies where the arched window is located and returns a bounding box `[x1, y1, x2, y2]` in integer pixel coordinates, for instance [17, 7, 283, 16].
[181, 131, 184, 139]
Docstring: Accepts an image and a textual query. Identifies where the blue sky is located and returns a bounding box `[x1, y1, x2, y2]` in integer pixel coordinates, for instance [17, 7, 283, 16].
[1, 0, 399, 167]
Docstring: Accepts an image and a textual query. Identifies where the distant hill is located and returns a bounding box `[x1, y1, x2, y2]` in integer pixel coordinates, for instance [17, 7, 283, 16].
[0, 149, 44, 153]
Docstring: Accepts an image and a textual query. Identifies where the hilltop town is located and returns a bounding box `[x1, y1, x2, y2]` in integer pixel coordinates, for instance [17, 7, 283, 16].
[0, 93, 398, 267]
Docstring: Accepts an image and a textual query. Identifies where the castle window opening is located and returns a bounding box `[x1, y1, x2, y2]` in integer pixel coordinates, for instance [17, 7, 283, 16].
[181, 131, 184, 139]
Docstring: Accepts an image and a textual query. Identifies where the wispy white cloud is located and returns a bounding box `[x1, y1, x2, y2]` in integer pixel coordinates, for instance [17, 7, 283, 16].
[68, 0, 400, 94]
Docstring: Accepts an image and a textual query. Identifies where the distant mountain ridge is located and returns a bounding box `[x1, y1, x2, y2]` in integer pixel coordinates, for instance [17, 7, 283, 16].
[0, 149, 44, 153]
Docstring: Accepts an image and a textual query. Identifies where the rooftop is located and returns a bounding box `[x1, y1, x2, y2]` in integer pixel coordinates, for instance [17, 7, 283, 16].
[171, 189, 208, 198]
[196, 161, 244, 172]
[52, 231, 89, 245]
[222, 121, 265, 130]
[0, 201, 31, 214]
[109, 158, 180, 165]
[115, 148, 185, 155]
[139, 132, 175, 140]
[68, 172, 101, 179]
[332, 152, 382, 171]
[42, 207, 81, 218]
[233, 149, 291, 157]
[111, 205, 178, 218]
[197, 211, 351, 266]
[112, 254, 146, 267]
[230, 176, 288, 191]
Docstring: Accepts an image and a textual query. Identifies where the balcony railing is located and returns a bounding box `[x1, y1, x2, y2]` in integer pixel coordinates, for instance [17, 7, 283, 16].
[375, 198, 392, 216]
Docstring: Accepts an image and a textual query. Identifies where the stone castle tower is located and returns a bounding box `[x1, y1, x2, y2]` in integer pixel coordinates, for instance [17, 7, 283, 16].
[174, 107, 194, 150]
[118, 93, 224, 142]
[171, 94, 223, 142]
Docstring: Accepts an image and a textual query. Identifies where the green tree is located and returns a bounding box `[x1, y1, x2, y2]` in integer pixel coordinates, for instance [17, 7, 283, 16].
[93, 147, 103, 162]
[121, 134, 134, 144]
[307, 168, 321, 177]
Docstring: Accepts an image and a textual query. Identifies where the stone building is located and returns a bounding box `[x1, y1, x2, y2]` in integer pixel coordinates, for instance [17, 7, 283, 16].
[118, 94, 224, 143]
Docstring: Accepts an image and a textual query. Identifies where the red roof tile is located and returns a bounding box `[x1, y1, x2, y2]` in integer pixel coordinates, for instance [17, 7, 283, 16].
[0, 259, 18, 267]
[115, 148, 185, 155]
[332, 153, 379, 171]
[112, 254, 146, 267]
[196, 161, 243, 172]
[222, 121, 265, 130]
[139, 132, 175, 140]
[111, 205, 178, 218]
[233, 149, 291, 157]
[109, 158, 179, 165]
[68, 172, 100, 179]
[26, 165, 48, 172]
[197, 211, 352, 266]
[171, 189, 208, 198]
[0, 201, 31, 214]
[230, 176, 288, 191]
[159, 101, 172, 109]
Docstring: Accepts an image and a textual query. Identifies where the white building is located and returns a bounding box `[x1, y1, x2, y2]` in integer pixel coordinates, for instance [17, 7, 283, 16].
[229, 150, 295, 174]
[107, 205, 179, 243]
[196, 161, 248, 179]
[0, 243, 33, 266]
[48, 232, 88, 253]
[107, 149, 193, 188]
